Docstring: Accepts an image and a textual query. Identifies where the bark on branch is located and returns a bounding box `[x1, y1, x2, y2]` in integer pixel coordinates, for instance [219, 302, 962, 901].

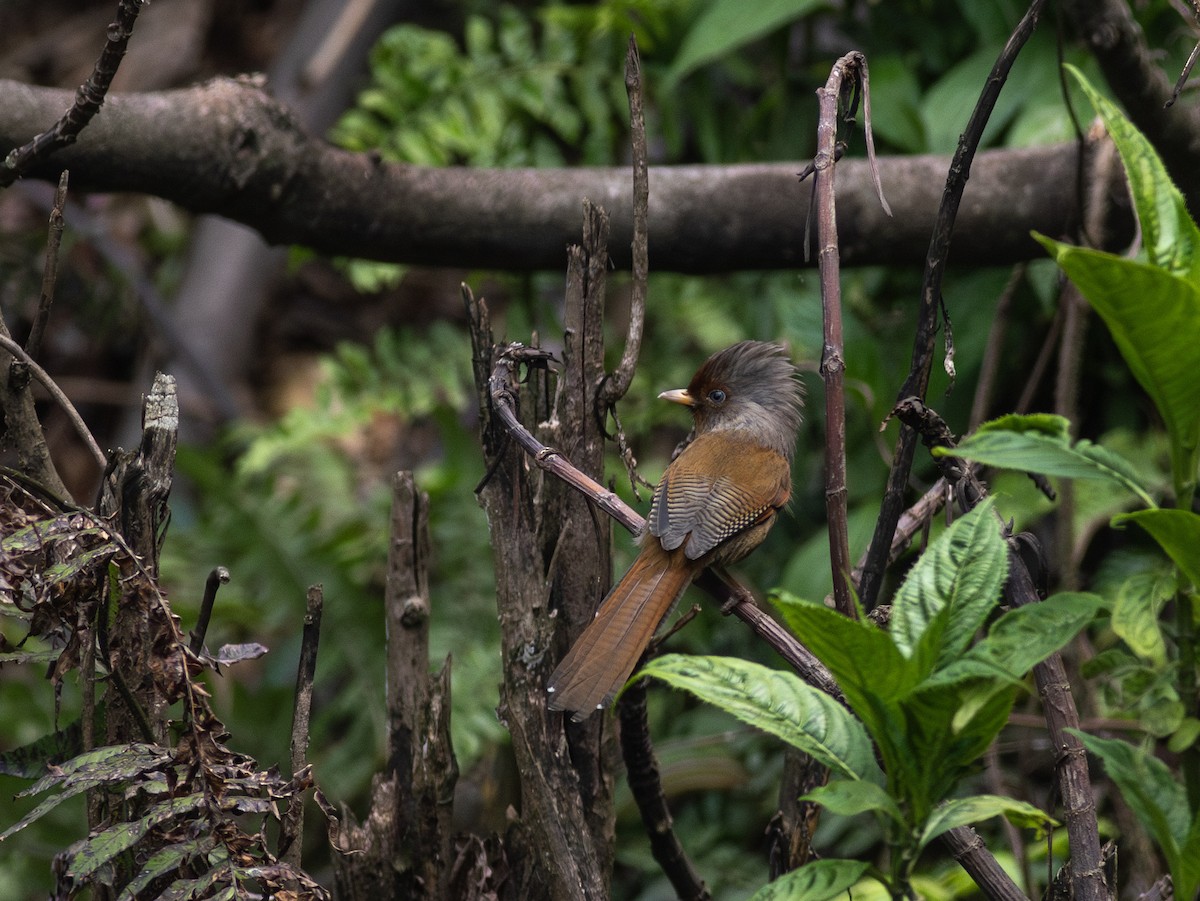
[0, 78, 1106, 272]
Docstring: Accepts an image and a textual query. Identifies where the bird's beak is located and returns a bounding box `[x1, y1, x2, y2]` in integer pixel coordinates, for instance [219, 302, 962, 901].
[658, 388, 695, 407]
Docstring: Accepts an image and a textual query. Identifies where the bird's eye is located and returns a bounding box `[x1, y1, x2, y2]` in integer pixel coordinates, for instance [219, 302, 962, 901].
[707, 388, 727, 404]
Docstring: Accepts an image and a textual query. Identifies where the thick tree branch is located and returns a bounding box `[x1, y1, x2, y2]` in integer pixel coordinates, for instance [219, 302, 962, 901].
[0, 78, 1103, 272]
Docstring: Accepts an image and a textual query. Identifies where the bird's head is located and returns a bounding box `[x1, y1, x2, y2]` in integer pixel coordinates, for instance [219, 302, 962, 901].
[659, 341, 804, 458]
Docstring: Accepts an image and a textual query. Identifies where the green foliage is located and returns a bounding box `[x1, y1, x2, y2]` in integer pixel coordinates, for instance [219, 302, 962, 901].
[1116, 509, 1200, 591]
[1035, 67, 1200, 507]
[331, 4, 645, 168]
[1076, 733, 1200, 899]
[744, 858, 870, 901]
[642, 503, 1079, 892]
[665, 0, 829, 84]
[636, 656, 883, 784]
[954, 68, 1200, 889]
[0, 743, 326, 900]
[944, 413, 1157, 508]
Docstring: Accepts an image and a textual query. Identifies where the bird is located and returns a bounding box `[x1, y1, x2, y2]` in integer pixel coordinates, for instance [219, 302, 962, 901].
[547, 340, 804, 721]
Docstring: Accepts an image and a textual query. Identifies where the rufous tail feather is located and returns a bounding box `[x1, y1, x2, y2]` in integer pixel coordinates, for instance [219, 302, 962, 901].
[547, 547, 695, 721]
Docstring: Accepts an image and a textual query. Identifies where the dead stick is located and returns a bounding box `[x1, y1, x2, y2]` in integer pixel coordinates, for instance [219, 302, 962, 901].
[600, 34, 649, 408]
[0, 333, 106, 470]
[811, 52, 862, 619]
[282, 584, 324, 866]
[25, 170, 69, 361]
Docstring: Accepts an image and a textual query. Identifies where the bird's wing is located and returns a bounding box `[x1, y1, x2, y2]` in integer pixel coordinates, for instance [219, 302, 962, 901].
[648, 431, 791, 561]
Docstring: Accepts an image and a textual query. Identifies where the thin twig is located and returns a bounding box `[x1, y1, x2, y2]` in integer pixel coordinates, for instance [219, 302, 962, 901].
[1015, 299, 1065, 415]
[1166, 0, 1200, 107]
[189, 566, 230, 655]
[859, 0, 1048, 612]
[811, 51, 875, 619]
[0, 333, 106, 470]
[1, 0, 145, 187]
[282, 584, 324, 867]
[1006, 558, 1108, 901]
[25, 171, 69, 362]
[600, 34, 649, 410]
[1166, 40, 1200, 107]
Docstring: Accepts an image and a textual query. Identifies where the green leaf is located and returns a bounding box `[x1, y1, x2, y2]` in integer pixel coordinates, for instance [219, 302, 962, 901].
[667, 0, 828, 83]
[1032, 240, 1200, 503]
[944, 413, 1157, 507]
[1111, 571, 1173, 666]
[921, 31, 1058, 154]
[861, 55, 925, 152]
[0, 744, 171, 841]
[746, 859, 872, 901]
[637, 655, 883, 783]
[115, 837, 217, 901]
[65, 795, 208, 881]
[890, 500, 1006, 666]
[801, 779, 904, 826]
[1170, 718, 1200, 754]
[770, 594, 920, 708]
[901, 682, 1017, 810]
[918, 795, 1056, 851]
[1117, 509, 1200, 590]
[1077, 731, 1200, 898]
[1065, 65, 1200, 282]
[928, 592, 1106, 687]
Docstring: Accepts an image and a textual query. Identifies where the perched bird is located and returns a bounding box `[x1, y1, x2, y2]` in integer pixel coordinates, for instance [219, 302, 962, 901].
[547, 341, 804, 721]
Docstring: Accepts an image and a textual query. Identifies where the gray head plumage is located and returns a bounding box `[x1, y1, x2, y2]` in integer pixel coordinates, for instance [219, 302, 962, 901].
[682, 341, 804, 458]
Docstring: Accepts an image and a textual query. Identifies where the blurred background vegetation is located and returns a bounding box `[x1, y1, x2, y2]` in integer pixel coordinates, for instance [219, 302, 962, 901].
[0, 0, 1194, 897]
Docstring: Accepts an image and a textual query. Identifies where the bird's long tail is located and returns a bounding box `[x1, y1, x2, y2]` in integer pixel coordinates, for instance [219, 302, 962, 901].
[547, 546, 695, 721]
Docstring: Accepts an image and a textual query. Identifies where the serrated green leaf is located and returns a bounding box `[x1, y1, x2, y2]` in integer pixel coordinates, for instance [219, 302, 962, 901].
[0, 714, 107, 778]
[900, 682, 1017, 812]
[1117, 509, 1200, 590]
[770, 594, 919, 708]
[1065, 65, 1200, 282]
[637, 655, 882, 783]
[20, 743, 165, 796]
[891, 500, 1006, 667]
[1111, 571, 1172, 666]
[44, 544, 120, 586]
[1032, 240, 1200, 503]
[801, 779, 903, 826]
[1077, 731, 1200, 898]
[746, 858, 872, 901]
[918, 795, 1056, 851]
[928, 591, 1105, 688]
[667, 0, 828, 83]
[945, 412, 1157, 507]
